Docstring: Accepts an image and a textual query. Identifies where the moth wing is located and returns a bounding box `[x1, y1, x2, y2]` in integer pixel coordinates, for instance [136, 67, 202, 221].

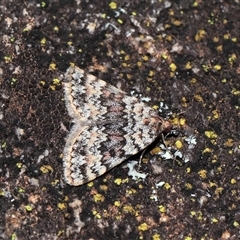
[64, 66, 128, 122]
[63, 120, 160, 186]
[64, 66, 165, 125]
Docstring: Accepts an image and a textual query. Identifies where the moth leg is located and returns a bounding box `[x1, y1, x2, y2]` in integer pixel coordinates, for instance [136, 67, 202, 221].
[137, 148, 148, 171]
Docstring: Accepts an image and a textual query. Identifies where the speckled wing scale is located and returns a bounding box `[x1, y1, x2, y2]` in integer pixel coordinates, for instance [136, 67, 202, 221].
[63, 66, 171, 186]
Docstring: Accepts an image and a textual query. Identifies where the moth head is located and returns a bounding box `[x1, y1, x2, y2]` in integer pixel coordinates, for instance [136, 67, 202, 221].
[160, 119, 172, 134]
[147, 117, 172, 135]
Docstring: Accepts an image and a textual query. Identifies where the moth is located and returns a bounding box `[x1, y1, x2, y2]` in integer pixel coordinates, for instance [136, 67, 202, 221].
[63, 66, 172, 186]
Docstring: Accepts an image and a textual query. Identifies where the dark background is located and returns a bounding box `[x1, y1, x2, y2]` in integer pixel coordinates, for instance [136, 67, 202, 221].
[0, 1, 239, 239]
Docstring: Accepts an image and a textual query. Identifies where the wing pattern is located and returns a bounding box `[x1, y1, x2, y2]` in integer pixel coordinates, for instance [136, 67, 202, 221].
[63, 66, 171, 186]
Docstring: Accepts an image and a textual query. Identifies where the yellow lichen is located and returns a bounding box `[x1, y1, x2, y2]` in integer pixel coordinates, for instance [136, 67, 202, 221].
[185, 61, 192, 69]
[216, 45, 223, 52]
[152, 105, 159, 110]
[230, 178, 236, 184]
[114, 178, 123, 185]
[40, 37, 46, 45]
[213, 64, 221, 71]
[158, 205, 166, 213]
[195, 29, 206, 41]
[53, 26, 59, 32]
[39, 80, 46, 86]
[198, 169, 207, 179]
[87, 181, 94, 187]
[231, 88, 240, 95]
[179, 118, 186, 125]
[93, 193, 105, 202]
[170, 63, 177, 72]
[126, 188, 137, 195]
[58, 202, 67, 210]
[152, 233, 161, 240]
[114, 201, 121, 207]
[142, 55, 149, 61]
[52, 78, 60, 85]
[25, 205, 33, 212]
[205, 131, 218, 139]
[49, 63, 57, 70]
[16, 162, 23, 168]
[233, 221, 239, 227]
[194, 94, 203, 102]
[212, 218, 218, 223]
[138, 222, 149, 231]
[181, 97, 188, 108]
[123, 205, 135, 214]
[202, 148, 212, 153]
[175, 140, 183, 149]
[164, 183, 171, 190]
[224, 138, 234, 147]
[100, 185, 108, 191]
[109, 2, 117, 9]
[185, 183, 193, 189]
[190, 78, 197, 83]
[92, 210, 102, 219]
[40, 165, 53, 173]
[211, 110, 220, 119]
[117, 19, 123, 24]
[173, 19, 182, 26]
[124, 54, 130, 61]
